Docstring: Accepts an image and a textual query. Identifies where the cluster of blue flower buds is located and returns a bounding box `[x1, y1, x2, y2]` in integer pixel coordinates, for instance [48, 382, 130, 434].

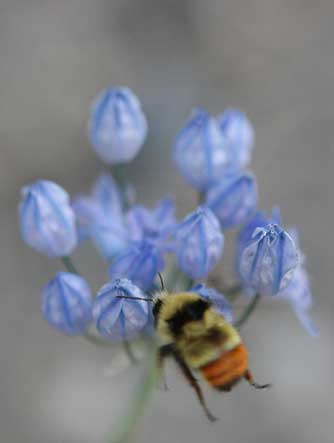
[18, 86, 317, 342]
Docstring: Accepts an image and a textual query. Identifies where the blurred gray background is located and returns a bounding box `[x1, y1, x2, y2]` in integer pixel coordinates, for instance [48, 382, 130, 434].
[0, 0, 333, 442]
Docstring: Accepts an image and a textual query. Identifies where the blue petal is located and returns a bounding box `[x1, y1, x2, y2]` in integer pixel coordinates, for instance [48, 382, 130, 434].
[206, 172, 258, 229]
[93, 278, 149, 341]
[174, 109, 231, 190]
[175, 206, 224, 279]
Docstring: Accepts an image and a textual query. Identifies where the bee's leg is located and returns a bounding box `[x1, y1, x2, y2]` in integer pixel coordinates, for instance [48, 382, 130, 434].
[172, 350, 218, 422]
[157, 345, 173, 391]
[244, 369, 272, 389]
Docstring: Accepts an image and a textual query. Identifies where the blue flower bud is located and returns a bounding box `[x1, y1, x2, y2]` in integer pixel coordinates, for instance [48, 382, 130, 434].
[191, 283, 233, 323]
[93, 278, 149, 341]
[109, 241, 164, 291]
[173, 109, 231, 190]
[238, 224, 299, 295]
[126, 197, 177, 252]
[72, 173, 128, 258]
[19, 180, 77, 257]
[175, 206, 224, 279]
[206, 172, 258, 229]
[89, 87, 148, 164]
[41, 272, 93, 335]
[217, 109, 254, 169]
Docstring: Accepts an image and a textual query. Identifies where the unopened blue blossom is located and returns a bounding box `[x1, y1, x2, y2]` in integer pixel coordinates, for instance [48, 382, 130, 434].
[175, 206, 224, 279]
[206, 172, 258, 229]
[126, 197, 177, 252]
[109, 241, 164, 291]
[41, 272, 93, 335]
[19, 180, 77, 257]
[93, 278, 149, 341]
[238, 223, 299, 295]
[174, 109, 231, 190]
[217, 108, 254, 169]
[192, 283, 233, 323]
[72, 173, 128, 258]
[277, 228, 318, 336]
[89, 87, 148, 164]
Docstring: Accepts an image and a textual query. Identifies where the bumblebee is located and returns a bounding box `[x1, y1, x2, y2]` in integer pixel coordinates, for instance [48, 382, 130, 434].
[152, 290, 270, 421]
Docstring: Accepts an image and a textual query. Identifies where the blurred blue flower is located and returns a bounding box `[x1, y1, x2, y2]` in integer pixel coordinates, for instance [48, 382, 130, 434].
[192, 283, 233, 323]
[72, 173, 129, 259]
[238, 223, 299, 295]
[126, 197, 177, 252]
[109, 241, 164, 291]
[19, 180, 77, 257]
[217, 108, 254, 169]
[175, 206, 224, 279]
[173, 109, 231, 190]
[89, 87, 147, 164]
[93, 278, 149, 341]
[277, 228, 318, 336]
[206, 172, 258, 229]
[41, 272, 93, 335]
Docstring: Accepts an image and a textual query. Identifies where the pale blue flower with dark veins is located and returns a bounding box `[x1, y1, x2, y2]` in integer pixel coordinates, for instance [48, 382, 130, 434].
[41, 272, 93, 335]
[109, 241, 164, 291]
[191, 283, 233, 323]
[89, 87, 148, 164]
[126, 197, 177, 252]
[238, 223, 299, 296]
[236, 208, 282, 281]
[93, 278, 149, 341]
[206, 171, 258, 229]
[175, 206, 224, 279]
[277, 228, 318, 336]
[174, 109, 231, 190]
[19, 180, 77, 257]
[217, 108, 254, 169]
[72, 173, 129, 259]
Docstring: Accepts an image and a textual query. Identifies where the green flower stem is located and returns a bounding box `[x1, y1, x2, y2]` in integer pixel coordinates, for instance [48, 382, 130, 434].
[225, 284, 243, 303]
[107, 339, 157, 443]
[197, 191, 205, 205]
[234, 293, 261, 329]
[122, 339, 138, 365]
[61, 256, 79, 275]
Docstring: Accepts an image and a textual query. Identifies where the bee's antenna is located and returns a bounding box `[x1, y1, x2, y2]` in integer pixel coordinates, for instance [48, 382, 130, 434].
[116, 295, 153, 302]
[158, 272, 165, 291]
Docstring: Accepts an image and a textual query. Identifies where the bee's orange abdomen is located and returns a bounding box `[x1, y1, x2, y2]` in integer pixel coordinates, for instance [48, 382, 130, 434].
[200, 343, 248, 390]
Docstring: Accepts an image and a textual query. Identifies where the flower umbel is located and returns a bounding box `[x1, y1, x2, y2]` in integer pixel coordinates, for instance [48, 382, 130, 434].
[19, 180, 77, 257]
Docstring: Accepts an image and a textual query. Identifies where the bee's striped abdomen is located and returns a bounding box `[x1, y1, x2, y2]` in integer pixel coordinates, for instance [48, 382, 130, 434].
[200, 343, 248, 391]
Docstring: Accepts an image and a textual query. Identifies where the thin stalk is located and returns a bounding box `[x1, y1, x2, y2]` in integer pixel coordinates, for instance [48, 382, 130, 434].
[234, 293, 261, 329]
[61, 256, 79, 275]
[123, 339, 138, 365]
[225, 284, 243, 303]
[107, 339, 157, 443]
